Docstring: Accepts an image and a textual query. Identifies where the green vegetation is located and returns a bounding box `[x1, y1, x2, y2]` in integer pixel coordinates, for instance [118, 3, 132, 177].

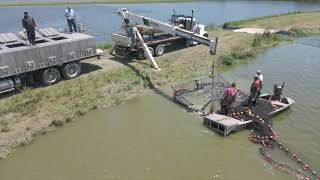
[288, 27, 320, 36]
[219, 50, 255, 65]
[222, 11, 303, 28]
[218, 32, 290, 65]
[222, 11, 320, 36]
[0, 67, 144, 130]
[204, 24, 217, 32]
[0, 121, 9, 133]
[96, 42, 113, 50]
[0, 0, 194, 7]
[252, 31, 289, 47]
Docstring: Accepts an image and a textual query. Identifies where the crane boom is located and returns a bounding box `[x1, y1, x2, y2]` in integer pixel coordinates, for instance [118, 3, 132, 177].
[118, 8, 218, 55]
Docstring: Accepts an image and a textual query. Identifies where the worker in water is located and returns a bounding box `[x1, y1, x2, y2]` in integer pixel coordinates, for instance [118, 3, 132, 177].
[64, 6, 77, 33]
[22, 11, 36, 46]
[220, 82, 237, 115]
[256, 69, 263, 97]
[248, 74, 261, 106]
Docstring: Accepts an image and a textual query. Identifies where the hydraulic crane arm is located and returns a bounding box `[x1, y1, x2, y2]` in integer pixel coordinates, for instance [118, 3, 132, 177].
[118, 8, 218, 55]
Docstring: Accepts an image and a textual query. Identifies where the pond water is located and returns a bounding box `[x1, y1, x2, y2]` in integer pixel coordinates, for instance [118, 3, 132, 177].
[0, 0, 320, 41]
[0, 36, 319, 179]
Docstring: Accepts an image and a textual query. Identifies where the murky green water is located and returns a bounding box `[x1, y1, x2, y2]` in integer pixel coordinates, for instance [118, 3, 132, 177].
[0, 38, 319, 179]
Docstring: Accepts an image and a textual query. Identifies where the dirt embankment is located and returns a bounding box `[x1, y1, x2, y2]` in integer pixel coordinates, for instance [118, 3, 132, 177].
[1, 11, 319, 159]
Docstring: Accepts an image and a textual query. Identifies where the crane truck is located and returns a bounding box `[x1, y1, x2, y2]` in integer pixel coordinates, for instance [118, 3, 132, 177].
[111, 8, 218, 69]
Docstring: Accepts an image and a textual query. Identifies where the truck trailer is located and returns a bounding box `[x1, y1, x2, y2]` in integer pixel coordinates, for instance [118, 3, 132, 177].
[0, 27, 97, 94]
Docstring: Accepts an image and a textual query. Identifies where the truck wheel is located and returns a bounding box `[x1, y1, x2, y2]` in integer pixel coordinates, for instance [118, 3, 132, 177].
[61, 62, 81, 79]
[203, 33, 209, 37]
[41, 67, 61, 85]
[144, 47, 154, 59]
[155, 45, 165, 56]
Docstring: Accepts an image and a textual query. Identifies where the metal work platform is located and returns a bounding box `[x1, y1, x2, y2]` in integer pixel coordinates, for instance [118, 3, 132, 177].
[203, 113, 252, 136]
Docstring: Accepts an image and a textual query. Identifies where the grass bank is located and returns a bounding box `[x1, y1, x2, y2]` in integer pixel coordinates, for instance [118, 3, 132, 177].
[223, 11, 320, 36]
[0, 11, 319, 159]
[96, 42, 113, 50]
[0, 0, 195, 7]
[218, 32, 291, 65]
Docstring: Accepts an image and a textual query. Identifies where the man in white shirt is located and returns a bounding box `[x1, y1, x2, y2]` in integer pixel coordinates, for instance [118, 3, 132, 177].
[65, 6, 77, 33]
[257, 69, 263, 83]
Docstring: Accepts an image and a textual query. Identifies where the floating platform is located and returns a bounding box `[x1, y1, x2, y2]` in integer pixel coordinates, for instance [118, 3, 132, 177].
[203, 94, 295, 136]
[203, 113, 252, 136]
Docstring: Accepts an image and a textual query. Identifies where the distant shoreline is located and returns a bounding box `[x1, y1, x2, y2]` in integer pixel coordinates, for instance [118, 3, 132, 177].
[0, 0, 195, 7]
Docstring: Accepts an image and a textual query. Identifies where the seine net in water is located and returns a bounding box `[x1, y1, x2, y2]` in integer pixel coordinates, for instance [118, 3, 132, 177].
[173, 75, 248, 114]
[173, 75, 319, 179]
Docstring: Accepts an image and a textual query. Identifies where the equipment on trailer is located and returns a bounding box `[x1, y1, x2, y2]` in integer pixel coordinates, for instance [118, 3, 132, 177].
[112, 8, 218, 69]
[0, 27, 99, 94]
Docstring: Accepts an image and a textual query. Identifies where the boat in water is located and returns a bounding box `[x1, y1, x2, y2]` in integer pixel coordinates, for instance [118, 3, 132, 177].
[203, 82, 295, 136]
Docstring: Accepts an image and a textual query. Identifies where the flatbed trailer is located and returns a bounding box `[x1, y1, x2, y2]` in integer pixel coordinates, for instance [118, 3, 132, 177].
[113, 33, 185, 59]
[0, 27, 98, 94]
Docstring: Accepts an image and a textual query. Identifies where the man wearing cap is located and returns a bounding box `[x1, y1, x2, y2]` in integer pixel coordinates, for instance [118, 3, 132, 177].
[256, 69, 263, 97]
[248, 74, 261, 106]
[220, 82, 237, 115]
[22, 11, 37, 46]
[64, 6, 77, 33]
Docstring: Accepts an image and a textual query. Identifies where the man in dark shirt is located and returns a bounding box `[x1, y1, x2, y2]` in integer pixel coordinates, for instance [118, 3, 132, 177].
[248, 74, 261, 106]
[22, 11, 36, 46]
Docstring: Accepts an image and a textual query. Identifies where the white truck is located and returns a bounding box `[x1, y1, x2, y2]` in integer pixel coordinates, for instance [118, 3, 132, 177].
[112, 8, 218, 69]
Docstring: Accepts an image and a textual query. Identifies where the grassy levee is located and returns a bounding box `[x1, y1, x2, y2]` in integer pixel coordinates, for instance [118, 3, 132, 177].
[223, 11, 320, 36]
[96, 42, 113, 50]
[0, 0, 194, 6]
[0, 11, 319, 159]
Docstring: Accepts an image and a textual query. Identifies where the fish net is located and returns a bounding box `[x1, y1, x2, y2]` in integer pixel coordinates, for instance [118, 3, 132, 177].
[172, 74, 248, 115]
[173, 75, 319, 180]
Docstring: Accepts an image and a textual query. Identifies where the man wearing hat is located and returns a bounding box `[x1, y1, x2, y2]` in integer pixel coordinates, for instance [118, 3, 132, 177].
[64, 6, 77, 33]
[248, 74, 261, 106]
[256, 69, 263, 97]
[22, 11, 37, 46]
[220, 82, 238, 115]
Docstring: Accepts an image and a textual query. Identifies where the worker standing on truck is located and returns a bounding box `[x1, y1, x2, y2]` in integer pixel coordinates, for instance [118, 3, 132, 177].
[126, 26, 136, 48]
[248, 74, 261, 106]
[65, 6, 77, 33]
[22, 11, 36, 46]
[220, 82, 237, 115]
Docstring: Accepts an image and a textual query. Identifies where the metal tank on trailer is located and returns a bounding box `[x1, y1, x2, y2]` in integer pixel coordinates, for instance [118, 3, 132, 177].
[0, 27, 97, 93]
